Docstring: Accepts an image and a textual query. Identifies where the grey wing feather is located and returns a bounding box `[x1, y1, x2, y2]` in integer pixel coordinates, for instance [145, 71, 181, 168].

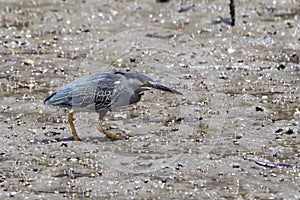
[44, 71, 122, 111]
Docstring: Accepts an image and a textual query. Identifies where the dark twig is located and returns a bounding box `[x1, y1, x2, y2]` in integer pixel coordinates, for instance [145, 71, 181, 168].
[178, 4, 196, 13]
[250, 158, 300, 169]
[229, 0, 235, 26]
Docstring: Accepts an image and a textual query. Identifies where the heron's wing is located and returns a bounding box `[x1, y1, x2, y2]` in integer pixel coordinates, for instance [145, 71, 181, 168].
[45, 71, 122, 111]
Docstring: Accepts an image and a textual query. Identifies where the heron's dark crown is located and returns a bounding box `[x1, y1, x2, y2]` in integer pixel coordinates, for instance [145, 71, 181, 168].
[115, 71, 154, 84]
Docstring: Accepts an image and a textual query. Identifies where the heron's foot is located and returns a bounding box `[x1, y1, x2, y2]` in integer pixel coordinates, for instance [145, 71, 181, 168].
[71, 129, 81, 141]
[96, 124, 124, 140]
[120, 134, 135, 140]
[107, 130, 136, 140]
[102, 129, 126, 140]
[73, 136, 81, 141]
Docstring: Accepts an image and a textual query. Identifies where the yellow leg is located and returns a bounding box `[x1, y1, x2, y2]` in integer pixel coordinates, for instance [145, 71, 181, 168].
[68, 111, 80, 141]
[96, 120, 125, 140]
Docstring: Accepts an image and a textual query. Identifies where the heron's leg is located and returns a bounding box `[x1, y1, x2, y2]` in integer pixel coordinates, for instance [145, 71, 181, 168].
[96, 120, 124, 140]
[68, 110, 80, 141]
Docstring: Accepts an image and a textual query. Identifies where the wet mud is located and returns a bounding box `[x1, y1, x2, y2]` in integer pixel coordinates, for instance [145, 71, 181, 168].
[0, 0, 299, 199]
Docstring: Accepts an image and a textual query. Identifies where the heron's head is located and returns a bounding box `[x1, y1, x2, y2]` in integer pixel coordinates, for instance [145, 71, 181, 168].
[124, 72, 182, 95]
[111, 72, 182, 109]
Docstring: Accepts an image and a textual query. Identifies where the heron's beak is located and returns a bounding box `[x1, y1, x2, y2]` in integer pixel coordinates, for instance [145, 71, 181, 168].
[142, 81, 183, 95]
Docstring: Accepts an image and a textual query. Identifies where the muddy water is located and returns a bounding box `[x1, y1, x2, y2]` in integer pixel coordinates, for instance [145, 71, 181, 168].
[0, 0, 299, 199]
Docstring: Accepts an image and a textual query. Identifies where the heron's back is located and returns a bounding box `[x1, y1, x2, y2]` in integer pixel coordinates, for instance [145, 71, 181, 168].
[44, 71, 123, 111]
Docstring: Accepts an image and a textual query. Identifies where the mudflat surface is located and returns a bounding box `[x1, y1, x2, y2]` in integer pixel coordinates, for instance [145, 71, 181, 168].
[0, 0, 299, 199]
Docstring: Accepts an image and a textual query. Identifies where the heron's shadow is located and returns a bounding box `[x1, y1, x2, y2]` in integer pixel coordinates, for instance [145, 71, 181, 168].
[41, 136, 116, 144]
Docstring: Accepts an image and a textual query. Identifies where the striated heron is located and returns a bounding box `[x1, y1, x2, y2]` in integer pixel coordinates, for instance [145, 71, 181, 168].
[44, 71, 182, 141]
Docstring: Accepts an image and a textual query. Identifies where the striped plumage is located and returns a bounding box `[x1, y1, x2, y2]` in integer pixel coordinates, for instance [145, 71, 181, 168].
[44, 70, 182, 141]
